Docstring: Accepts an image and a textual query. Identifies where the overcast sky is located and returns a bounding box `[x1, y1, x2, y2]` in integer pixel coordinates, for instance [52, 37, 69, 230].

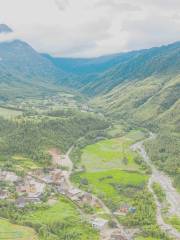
[0, 0, 180, 57]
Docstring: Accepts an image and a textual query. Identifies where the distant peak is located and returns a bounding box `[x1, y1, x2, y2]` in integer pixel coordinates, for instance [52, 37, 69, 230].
[0, 24, 13, 34]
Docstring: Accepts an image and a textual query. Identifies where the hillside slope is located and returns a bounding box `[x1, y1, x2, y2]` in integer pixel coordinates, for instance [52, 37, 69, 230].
[0, 39, 68, 100]
[45, 41, 180, 96]
[92, 74, 180, 189]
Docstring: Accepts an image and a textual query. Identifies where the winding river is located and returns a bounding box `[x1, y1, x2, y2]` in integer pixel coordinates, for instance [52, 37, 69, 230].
[131, 133, 180, 239]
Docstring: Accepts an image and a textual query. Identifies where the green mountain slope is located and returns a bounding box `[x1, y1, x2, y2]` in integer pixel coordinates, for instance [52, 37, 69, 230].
[45, 41, 180, 96]
[0, 40, 68, 100]
[92, 74, 180, 189]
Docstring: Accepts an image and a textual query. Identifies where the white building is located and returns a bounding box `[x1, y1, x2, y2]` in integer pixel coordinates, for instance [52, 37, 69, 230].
[91, 218, 108, 231]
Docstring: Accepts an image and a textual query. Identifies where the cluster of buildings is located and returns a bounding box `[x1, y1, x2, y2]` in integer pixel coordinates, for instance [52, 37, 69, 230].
[0, 170, 46, 208]
[0, 170, 19, 200]
[63, 187, 102, 209]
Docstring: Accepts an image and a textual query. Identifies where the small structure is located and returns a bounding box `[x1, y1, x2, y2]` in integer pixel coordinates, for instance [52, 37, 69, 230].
[15, 197, 26, 208]
[68, 188, 81, 197]
[111, 230, 127, 240]
[114, 204, 130, 216]
[51, 169, 64, 183]
[91, 218, 108, 231]
[81, 192, 93, 203]
[0, 190, 8, 200]
[0, 171, 19, 182]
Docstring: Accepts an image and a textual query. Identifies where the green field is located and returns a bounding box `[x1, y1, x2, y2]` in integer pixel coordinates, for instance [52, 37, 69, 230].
[0, 219, 37, 240]
[22, 197, 98, 240]
[80, 135, 143, 172]
[73, 169, 147, 210]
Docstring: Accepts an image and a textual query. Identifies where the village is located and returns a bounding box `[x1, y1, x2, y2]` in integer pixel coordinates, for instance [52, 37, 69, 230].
[0, 149, 135, 240]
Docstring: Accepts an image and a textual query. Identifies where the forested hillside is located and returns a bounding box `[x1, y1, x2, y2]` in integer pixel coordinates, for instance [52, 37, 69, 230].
[0, 39, 67, 100]
[46, 41, 180, 95]
[0, 111, 108, 167]
[92, 74, 180, 189]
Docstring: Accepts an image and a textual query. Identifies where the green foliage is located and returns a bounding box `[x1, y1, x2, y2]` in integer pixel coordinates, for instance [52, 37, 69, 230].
[123, 190, 156, 226]
[152, 183, 166, 203]
[0, 112, 109, 165]
[72, 170, 147, 211]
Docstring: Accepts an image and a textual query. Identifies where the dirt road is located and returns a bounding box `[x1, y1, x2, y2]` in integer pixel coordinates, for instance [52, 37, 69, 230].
[131, 133, 180, 239]
[63, 146, 132, 240]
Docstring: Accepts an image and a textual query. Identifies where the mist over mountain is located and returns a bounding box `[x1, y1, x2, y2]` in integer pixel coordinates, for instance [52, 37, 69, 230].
[0, 24, 180, 105]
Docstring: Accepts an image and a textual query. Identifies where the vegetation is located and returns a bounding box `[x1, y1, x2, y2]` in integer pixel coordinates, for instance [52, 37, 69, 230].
[0, 219, 37, 240]
[152, 183, 166, 203]
[81, 137, 142, 171]
[166, 215, 180, 232]
[0, 111, 108, 166]
[0, 197, 98, 240]
[72, 169, 147, 211]
[0, 37, 179, 240]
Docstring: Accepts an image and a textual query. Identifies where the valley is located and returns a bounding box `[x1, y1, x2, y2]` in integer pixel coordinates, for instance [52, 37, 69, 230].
[0, 27, 179, 239]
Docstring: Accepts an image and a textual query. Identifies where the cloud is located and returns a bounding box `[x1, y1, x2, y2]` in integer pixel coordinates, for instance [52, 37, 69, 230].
[95, 0, 141, 12]
[0, 0, 180, 57]
[54, 0, 69, 11]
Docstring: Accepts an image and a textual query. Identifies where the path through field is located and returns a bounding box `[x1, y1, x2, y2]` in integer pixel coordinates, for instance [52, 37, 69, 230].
[61, 145, 133, 240]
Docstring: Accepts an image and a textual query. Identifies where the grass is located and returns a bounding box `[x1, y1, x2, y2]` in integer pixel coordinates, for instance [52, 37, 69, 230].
[0, 107, 22, 119]
[12, 155, 42, 171]
[81, 134, 144, 172]
[166, 215, 180, 231]
[0, 219, 37, 240]
[73, 169, 148, 209]
[22, 197, 98, 240]
[135, 237, 161, 240]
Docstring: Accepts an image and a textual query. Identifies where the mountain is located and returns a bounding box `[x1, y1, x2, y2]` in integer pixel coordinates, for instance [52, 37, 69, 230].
[0, 24, 13, 34]
[44, 42, 180, 96]
[91, 65, 180, 190]
[0, 27, 68, 100]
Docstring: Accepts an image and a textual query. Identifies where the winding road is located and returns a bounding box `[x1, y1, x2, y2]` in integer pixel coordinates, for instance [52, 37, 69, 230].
[63, 145, 132, 240]
[131, 133, 180, 239]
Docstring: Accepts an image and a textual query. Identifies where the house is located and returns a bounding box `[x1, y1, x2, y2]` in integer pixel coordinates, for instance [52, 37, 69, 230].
[114, 204, 130, 216]
[91, 218, 108, 231]
[51, 169, 64, 183]
[27, 180, 45, 198]
[81, 193, 93, 203]
[0, 190, 8, 200]
[16, 185, 27, 195]
[68, 188, 81, 197]
[42, 175, 53, 184]
[0, 171, 19, 182]
[15, 197, 26, 208]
